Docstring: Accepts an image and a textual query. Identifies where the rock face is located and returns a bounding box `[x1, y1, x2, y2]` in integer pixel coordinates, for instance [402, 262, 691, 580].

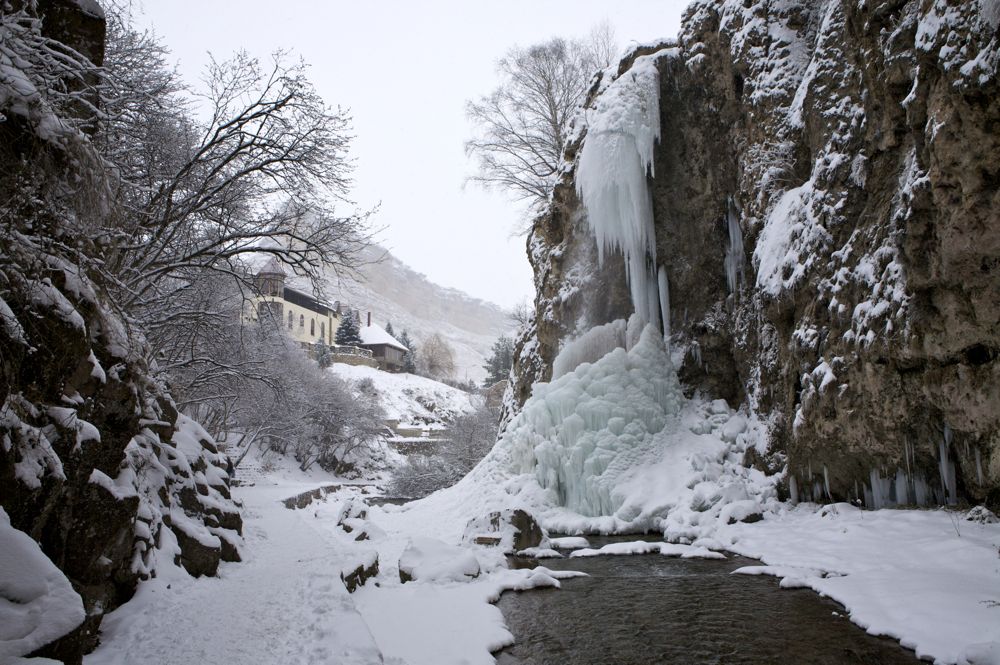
[510, 0, 1000, 508]
[0, 4, 242, 662]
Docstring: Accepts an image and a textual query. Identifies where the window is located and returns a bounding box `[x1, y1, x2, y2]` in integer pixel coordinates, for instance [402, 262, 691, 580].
[288, 311, 293, 329]
[310, 319, 315, 336]
[299, 314, 304, 328]
[320, 322, 325, 340]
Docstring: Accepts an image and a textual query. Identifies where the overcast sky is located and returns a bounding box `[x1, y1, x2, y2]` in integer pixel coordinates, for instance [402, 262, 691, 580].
[138, 1, 688, 309]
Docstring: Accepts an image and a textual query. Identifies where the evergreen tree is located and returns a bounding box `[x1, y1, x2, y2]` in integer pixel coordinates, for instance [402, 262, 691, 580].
[384, 321, 394, 337]
[482, 335, 514, 386]
[398, 330, 417, 374]
[315, 337, 332, 368]
[335, 309, 363, 346]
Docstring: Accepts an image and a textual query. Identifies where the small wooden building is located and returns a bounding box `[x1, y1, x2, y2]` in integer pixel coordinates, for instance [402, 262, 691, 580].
[359, 312, 408, 372]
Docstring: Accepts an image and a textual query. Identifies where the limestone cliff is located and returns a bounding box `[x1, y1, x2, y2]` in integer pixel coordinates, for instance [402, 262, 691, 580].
[509, 0, 1000, 508]
[0, 3, 242, 662]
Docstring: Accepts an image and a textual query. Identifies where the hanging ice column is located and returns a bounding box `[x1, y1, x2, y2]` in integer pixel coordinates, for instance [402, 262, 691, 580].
[576, 54, 666, 329]
[724, 196, 746, 294]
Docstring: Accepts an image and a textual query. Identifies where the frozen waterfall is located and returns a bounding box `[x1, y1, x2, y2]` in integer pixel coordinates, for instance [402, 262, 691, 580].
[576, 53, 669, 328]
[505, 324, 683, 517]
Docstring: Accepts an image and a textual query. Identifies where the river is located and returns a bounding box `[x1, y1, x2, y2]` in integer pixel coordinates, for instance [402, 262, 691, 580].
[496, 536, 921, 665]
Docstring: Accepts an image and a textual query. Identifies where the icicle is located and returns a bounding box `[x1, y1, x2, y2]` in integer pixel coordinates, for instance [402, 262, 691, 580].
[657, 265, 670, 348]
[913, 473, 929, 506]
[724, 195, 745, 294]
[975, 447, 984, 486]
[823, 465, 831, 500]
[939, 439, 957, 504]
[688, 341, 702, 369]
[894, 468, 908, 505]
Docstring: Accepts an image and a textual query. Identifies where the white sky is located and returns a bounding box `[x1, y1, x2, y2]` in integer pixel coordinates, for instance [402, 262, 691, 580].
[137, 1, 688, 309]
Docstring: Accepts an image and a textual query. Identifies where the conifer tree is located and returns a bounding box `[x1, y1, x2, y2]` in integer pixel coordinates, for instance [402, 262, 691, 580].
[335, 310, 363, 347]
[482, 336, 514, 386]
[384, 321, 394, 337]
[398, 330, 417, 374]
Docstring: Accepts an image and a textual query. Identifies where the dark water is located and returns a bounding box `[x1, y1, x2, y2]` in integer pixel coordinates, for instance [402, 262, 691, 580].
[496, 536, 922, 665]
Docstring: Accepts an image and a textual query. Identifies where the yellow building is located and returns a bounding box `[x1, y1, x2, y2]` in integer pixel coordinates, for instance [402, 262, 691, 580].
[246, 258, 341, 347]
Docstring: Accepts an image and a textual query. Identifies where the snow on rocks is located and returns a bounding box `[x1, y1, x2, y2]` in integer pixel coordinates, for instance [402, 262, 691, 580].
[398, 536, 481, 583]
[570, 540, 726, 560]
[463, 508, 546, 553]
[965, 505, 999, 524]
[0, 508, 84, 661]
[548, 536, 590, 550]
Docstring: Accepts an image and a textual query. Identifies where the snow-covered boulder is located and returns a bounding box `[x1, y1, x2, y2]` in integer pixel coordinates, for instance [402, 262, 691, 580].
[340, 550, 379, 593]
[965, 506, 999, 524]
[398, 537, 480, 583]
[0, 508, 84, 661]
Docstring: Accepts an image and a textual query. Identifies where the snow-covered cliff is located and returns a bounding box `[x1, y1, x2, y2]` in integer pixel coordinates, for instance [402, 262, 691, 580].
[0, 4, 241, 661]
[510, 0, 1000, 507]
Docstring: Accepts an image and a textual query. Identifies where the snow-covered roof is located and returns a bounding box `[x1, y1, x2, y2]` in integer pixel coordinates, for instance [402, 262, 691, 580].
[257, 256, 286, 276]
[359, 323, 407, 351]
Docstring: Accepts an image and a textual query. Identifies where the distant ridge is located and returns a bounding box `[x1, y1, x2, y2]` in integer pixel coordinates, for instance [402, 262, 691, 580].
[322, 245, 513, 384]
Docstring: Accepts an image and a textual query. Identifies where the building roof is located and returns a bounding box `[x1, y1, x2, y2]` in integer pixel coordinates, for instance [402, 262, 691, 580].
[282, 286, 336, 316]
[359, 323, 407, 351]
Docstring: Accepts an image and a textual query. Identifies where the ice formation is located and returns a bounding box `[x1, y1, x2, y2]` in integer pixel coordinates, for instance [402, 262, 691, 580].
[724, 196, 745, 294]
[657, 265, 671, 346]
[506, 325, 683, 516]
[551, 319, 628, 380]
[576, 52, 673, 327]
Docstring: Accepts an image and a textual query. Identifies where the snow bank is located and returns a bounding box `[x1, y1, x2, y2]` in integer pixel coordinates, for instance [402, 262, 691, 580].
[569, 540, 726, 559]
[328, 363, 474, 425]
[398, 537, 481, 583]
[720, 504, 1000, 664]
[0, 508, 85, 660]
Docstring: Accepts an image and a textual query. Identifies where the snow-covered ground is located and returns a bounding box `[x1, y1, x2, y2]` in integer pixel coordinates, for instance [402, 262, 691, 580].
[720, 505, 1000, 665]
[82, 476, 579, 665]
[329, 363, 476, 428]
[78, 463, 1000, 665]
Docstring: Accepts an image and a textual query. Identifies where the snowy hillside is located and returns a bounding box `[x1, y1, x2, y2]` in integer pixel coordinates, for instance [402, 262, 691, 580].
[329, 363, 476, 427]
[321, 245, 513, 384]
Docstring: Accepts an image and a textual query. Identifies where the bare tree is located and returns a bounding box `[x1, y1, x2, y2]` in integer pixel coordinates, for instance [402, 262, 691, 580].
[508, 298, 534, 329]
[418, 333, 456, 380]
[465, 26, 618, 222]
[233, 337, 386, 474]
[95, 11, 374, 336]
[388, 401, 498, 498]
